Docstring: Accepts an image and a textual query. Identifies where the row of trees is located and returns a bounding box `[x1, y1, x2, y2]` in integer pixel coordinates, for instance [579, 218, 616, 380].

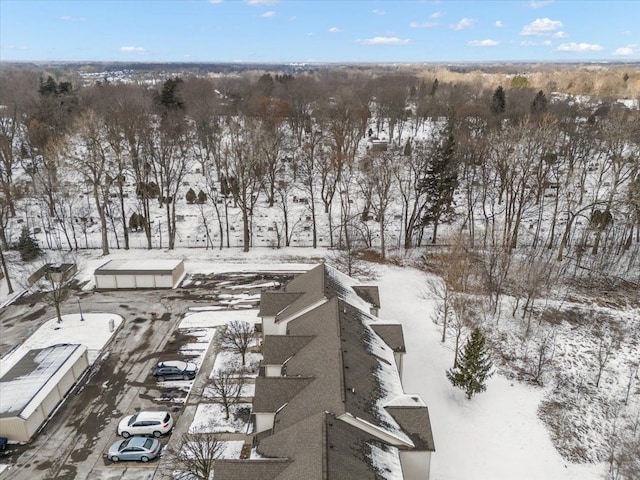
[1, 68, 639, 289]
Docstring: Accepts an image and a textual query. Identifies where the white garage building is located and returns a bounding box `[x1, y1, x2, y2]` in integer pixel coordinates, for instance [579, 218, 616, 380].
[94, 259, 185, 289]
[0, 344, 89, 442]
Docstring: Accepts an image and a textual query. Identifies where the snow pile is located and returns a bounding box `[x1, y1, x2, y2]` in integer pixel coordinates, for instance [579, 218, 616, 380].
[0, 313, 123, 372]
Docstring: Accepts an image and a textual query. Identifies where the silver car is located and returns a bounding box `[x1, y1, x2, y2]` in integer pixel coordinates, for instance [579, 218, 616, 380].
[107, 436, 161, 462]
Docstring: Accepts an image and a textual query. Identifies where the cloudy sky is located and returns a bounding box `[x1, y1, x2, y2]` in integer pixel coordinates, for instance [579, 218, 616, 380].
[1, 0, 638, 63]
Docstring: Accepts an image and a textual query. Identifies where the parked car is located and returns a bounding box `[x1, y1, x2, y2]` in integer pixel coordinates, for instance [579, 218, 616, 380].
[107, 436, 161, 462]
[117, 411, 174, 438]
[153, 360, 197, 381]
[0, 437, 7, 451]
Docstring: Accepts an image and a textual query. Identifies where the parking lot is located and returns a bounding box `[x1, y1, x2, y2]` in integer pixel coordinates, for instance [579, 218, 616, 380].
[0, 271, 293, 480]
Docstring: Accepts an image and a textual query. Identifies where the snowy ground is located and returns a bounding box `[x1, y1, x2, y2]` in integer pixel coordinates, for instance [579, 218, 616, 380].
[1, 249, 620, 479]
[375, 265, 606, 480]
[189, 403, 253, 434]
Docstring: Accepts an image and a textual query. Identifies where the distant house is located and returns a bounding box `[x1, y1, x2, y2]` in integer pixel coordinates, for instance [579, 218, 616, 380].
[93, 259, 185, 289]
[214, 263, 435, 480]
[0, 344, 89, 442]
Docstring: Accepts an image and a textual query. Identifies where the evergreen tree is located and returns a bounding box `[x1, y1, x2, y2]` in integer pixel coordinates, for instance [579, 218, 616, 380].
[447, 328, 494, 399]
[185, 188, 197, 204]
[17, 227, 42, 261]
[421, 120, 459, 244]
[531, 90, 548, 114]
[490, 86, 506, 115]
[197, 190, 207, 204]
[159, 77, 184, 110]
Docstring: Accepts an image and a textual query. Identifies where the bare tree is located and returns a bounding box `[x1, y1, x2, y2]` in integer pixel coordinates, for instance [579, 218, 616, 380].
[146, 111, 192, 249]
[205, 368, 245, 421]
[359, 149, 398, 259]
[166, 431, 225, 480]
[32, 257, 78, 323]
[527, 329, 556, 385]
[75, 109, 117, 256]
[592, 326, 619, 388]
[219, 320, 257, 366]
[224, 118, 264, 252]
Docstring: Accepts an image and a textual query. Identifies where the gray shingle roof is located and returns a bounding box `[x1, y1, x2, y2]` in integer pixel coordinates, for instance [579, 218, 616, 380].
[253, 377, 314, 413]
[385, 406, 436, 452]
[262, 335, 314, 365]
[213, 459, 290, 480]
[258, 292, 304, 317]
[252, 263, 435, 479]
[353, 286, 381, 308]
[370, 324, 406, 353]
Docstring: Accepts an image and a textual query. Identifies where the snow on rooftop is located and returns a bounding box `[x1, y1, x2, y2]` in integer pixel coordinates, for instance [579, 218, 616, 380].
[0, 344, 86, 418]
[0, 313, 124, 375]
[95, 258, 183, 272]
[368, 443, 403, 480]
[384, 394, 427, 408]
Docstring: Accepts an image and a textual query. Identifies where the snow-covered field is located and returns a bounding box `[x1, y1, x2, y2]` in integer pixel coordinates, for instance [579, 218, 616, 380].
[3, 249, 635, 479]
[376, 265, 606, 480]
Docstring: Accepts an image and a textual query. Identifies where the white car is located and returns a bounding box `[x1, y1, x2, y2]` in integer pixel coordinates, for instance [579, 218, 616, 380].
[117, 411, 174, 438]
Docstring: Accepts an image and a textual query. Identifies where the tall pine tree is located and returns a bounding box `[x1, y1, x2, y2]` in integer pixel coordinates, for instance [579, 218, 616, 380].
[490, 86, 506, 115]
[447, 328, 494, 399]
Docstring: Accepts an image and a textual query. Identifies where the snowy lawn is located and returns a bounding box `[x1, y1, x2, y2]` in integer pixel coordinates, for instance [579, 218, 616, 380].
[0, 312, 123, 373]
[189, 403, 253, 434]
[179, 309, 260, 329]
[212, 351, 262, 378]
[376, 265, 605, 480]
[204, 382, 255, 400]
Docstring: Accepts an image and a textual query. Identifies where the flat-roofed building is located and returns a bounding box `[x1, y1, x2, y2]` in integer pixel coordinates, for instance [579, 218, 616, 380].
[94, 259, 185, 289]
[0, 344, 89, 442]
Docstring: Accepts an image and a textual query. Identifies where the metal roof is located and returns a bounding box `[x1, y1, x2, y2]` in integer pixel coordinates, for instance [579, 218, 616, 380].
[0, 344, 87, 419]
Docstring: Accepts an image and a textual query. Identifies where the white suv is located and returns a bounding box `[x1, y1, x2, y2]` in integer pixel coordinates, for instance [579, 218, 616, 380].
[118, 411, 174, 438]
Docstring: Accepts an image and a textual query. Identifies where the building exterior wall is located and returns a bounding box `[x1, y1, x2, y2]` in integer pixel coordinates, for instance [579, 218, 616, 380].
[394, 352, 404, 382]
[136, 274, 156, 288]
[0, 417, 28, 442]
[95, 261, 184, 289]
[261, 316, 278, 336]
[399, 450, 432, 480]
[264, 365, 282, 377]
[254, 412, 275, 433]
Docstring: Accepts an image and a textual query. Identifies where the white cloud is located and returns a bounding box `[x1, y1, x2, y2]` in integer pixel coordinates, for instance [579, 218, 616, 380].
[621, 30, 632, 36]
[613, 44, 639, 56]
[60, 15, 85, 22]
[246, 0, 278, 4]
[450, 18, 476, 31]
[495, 20, 504, 27]
[553, 31, 568, 38]
[357, 36, 411, 45]
[528, 0, 554, 8]
[468, 39, 499, 47]
[556, 42, 604, 52]
[521, 40, 552, 47]
[208, 0, 223, 3]
[120, 46, 147, 55]
[261, 11, 276, 17]
[430, 11, 443, 19]
[520, 17, 563, 36]
[410, 21, 438, 28]
[372, 9, 385, 15]
[328, 27, 341, 33]
[3, 45, 29, 50]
